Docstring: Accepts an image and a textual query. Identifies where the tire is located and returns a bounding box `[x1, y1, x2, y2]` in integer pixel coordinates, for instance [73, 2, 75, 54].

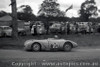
[63, 43, 72, 52]
[32, 34, 35, 36]
[3, 33, 6, 37]
[22, 32, 26, 36]
[18, 32, 22, 36]
[18, 32, 26, 36]
[32, 43, 41, 51]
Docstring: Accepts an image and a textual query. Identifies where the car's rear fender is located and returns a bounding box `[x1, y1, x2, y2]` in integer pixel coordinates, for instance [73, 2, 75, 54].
[31, 42, 42, 50]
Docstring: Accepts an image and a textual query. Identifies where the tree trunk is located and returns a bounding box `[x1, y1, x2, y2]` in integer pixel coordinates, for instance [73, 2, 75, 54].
[11, 0, 18, 39]
[46, 20, 49, 35]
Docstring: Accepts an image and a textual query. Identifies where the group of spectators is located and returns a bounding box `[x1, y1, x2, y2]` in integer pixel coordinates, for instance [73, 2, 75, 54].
[29, 21, 100, 35]
[65, 22, 100, 35]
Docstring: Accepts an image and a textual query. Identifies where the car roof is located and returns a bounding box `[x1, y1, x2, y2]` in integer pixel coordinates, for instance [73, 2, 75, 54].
[0, 26, 10, 28]
[0, 26, 11, 29]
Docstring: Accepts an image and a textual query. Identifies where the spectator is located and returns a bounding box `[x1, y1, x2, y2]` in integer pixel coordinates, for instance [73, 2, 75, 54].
[67, 23, 70, 35]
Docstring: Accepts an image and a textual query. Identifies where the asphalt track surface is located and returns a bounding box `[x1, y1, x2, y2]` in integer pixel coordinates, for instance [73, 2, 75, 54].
[0, 48, 100, 60]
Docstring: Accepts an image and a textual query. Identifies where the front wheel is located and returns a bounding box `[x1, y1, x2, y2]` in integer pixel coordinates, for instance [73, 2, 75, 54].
[63, 43, 72, 52]
[32, 43, 41, 51]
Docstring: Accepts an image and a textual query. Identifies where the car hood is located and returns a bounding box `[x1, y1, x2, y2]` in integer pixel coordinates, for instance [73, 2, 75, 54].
[25, 38, 65, 42]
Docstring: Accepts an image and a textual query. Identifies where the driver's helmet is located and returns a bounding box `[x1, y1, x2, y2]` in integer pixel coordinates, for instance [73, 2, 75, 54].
[54, 35, 59, 39]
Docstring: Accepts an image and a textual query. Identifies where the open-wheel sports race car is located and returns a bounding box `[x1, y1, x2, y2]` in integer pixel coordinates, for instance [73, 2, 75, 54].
[24, 38, 78, 52]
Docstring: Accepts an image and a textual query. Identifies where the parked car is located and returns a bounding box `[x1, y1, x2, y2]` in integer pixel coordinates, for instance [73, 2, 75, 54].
[50, 23, 65, 33]
[24, 37, 78, 52]
[0, 27, 4, 37]
[0, 26, 27, 37]
[31, 25, 46, 35]
[0, 26, 12, 37]
[77, 22, 93, 34]
[18, 28, 27, 36]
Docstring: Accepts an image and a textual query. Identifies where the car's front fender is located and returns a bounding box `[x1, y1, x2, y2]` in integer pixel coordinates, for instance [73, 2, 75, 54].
[65, 40, 78, 48]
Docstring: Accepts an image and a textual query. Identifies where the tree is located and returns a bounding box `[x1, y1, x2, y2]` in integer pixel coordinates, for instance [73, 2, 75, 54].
[38, 0, 65, 17]
[0, 11, 7, 17]
[38, 0, 65, 34]
[79, 0, 98, 21]
[17, 5, 36, 21]
[10, 0, 18, 39]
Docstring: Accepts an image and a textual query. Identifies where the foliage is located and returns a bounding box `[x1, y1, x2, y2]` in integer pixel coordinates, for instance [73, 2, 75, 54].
[17, 5, 36, 21]
[0, 11, 7, 17]
[79, 0, 98, 21]
[38, 0, 66, 34]
[38, 0, 65, 17]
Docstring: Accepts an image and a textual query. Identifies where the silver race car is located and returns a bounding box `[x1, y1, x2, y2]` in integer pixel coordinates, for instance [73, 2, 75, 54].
[24, 38, 78, 52]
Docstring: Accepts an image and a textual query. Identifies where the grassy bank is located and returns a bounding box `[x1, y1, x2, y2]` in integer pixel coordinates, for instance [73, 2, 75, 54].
[0, 34, 100, 49]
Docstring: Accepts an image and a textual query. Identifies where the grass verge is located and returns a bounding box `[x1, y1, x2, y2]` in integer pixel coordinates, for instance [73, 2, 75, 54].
[0, 34, 100, 49]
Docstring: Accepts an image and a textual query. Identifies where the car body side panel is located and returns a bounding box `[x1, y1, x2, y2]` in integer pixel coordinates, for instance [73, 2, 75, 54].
[24, 39, 78, 50]
[26, 39, 49, 50]
[4, 30, 12, 36]
[48, 39, 66, 49]
[35, 40, 50, 50]
[26, 39, 65, 50]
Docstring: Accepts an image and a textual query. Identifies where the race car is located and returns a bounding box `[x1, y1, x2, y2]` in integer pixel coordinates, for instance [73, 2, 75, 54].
[24, 38, 78, 52]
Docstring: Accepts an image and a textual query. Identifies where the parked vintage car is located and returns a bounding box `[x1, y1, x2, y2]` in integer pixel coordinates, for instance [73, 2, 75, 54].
[17, 28, 26, 36]
[0, 27, 4, 37]
[0, 26, 27, 37]
[49, 23, 65, 33]
[77, 22, 93, 34]
[0, 26, 12, 36]
[31, 25, 46, 35]
[24, 37, 78, 52]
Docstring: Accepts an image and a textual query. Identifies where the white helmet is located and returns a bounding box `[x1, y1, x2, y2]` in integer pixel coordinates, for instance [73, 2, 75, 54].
[54, 35, 59, 39]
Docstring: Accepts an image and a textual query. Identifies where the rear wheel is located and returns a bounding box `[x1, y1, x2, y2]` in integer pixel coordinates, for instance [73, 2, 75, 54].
[22, 32, 26, 36]
[3, 33, 6, 37]
[32, 43, 41, 51]
[63, 43, 72, 52]
[18, 32, 26, 36]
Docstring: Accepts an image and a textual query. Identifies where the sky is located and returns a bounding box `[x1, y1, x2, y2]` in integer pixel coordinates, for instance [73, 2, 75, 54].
[0, 0, 100, 17]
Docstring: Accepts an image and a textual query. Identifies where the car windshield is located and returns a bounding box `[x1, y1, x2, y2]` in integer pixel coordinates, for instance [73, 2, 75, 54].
[53, 24, 61, 28]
